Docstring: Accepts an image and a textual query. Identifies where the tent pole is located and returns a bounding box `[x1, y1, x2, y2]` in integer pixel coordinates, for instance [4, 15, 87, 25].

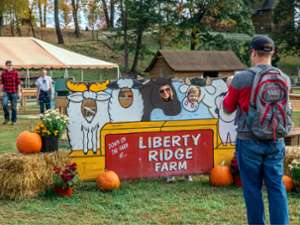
[64, 68, 69, 79]
[117, 66, 120, 79]
[81, 70, 84, 81]
[26, 69, 30, 88]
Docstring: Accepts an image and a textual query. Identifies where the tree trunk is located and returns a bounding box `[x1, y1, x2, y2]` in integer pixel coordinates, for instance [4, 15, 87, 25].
[110, 0, 115, 28]
[120, 0, 129, 71]
[91, 27, 95, 40]
[158, 1, 162, 49]
[38, 0, 43, 27]
[43, 2, 47, 27]
[71, 0, 80, 37]
[28, 7, 36, 37]
[54, 0, 64, 44]
[15, 15, 22, 36]
[190, 28, 197, 50]
[189, 3, 207, 50]
[10, 18, 15, 36]
[0, 14, 3, 36]
[130, 25, 143, 74]
[101, 0, 110, 28]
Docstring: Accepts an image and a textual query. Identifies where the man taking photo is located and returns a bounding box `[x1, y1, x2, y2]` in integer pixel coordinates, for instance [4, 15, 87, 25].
[223, 36, 291, 225]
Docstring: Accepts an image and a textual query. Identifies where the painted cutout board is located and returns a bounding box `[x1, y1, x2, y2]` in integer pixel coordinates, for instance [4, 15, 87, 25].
[66, 78, 237, 180]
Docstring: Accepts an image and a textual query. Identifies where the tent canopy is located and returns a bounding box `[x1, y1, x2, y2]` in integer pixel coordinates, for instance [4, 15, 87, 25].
[0, 37, 118, 70]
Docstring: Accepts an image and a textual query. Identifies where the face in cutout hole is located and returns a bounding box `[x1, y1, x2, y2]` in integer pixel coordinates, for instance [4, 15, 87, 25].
[81, 98, 97, 122]
[159, 84, 173, 102]
[187, 86, 201, 104]
[118, 87, 134, 108]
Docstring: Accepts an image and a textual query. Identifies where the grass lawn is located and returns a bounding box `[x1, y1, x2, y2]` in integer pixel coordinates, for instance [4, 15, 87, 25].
[0, 118, 300, 224]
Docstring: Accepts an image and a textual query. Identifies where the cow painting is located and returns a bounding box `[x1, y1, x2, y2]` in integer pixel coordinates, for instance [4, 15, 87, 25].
[66, 80, 111, 154]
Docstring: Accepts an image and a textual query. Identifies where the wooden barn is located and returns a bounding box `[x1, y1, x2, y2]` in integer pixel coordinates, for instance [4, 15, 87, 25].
[145, 50, 246, 79]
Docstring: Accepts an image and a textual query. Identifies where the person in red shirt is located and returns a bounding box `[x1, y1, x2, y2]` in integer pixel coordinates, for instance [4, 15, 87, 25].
[1, 60, 21, 125]
[223, 36, 290, 225]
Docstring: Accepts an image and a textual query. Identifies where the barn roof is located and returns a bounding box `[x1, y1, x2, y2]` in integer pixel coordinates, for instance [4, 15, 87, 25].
[145, 50, 246, 72]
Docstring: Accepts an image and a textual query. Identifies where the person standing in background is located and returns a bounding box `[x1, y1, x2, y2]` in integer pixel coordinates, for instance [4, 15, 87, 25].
[1, 60, 21, 125]
[35, 68, 53, 113]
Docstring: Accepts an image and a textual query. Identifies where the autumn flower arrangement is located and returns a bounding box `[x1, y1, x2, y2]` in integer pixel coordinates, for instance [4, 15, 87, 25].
[53, 163, 78, 197]
[34, 109, 68, 137]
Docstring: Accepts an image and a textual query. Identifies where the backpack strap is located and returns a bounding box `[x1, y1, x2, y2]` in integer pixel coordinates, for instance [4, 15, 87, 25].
[247, 67, 265, 108]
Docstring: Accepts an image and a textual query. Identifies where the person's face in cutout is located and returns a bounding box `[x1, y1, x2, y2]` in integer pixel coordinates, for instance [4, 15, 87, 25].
[187, 87, 201, 104]
[118, 87, 133, 108]
[159, 84, 173, 102]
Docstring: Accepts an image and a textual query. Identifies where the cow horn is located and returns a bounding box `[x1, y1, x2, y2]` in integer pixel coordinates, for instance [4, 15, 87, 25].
[89, 80, 110, 92]
[66, 80, 88, 92]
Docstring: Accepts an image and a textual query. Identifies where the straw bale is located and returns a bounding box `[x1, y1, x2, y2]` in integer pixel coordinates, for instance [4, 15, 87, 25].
[0, 151, 70, 200]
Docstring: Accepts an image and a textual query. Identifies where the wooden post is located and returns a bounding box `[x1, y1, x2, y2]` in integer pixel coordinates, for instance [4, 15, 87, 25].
[26, 69, 30, 88]
[64, 68, 69, 79]
[117, 66, 120, 79]
[81, 70, 84, 81]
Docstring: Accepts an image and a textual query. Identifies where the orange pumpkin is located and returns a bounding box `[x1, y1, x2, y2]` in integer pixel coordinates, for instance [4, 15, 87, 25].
[96, 170, 120, 191]
[210, 163, 233, 186]
[16, 131, 42, 154]
[282, 175, 293, 192]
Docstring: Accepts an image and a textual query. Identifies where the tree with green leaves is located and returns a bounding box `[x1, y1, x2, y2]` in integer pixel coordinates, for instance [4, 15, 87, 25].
[0, 0, 32, 36]
[128, 0, 160, 74]
[273, 0, 300, 56]
[177, 0, 254, 50]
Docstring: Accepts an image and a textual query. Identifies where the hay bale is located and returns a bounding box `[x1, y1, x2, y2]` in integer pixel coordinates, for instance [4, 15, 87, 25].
[0, 151, 70, 200]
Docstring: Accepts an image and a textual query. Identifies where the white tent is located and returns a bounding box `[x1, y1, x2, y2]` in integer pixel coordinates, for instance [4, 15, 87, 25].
[0, 37, 119, 83]
[0, 37, 119, 70]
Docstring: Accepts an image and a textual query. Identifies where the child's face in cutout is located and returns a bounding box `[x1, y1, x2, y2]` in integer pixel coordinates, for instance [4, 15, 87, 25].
[187, 87, 200, 103]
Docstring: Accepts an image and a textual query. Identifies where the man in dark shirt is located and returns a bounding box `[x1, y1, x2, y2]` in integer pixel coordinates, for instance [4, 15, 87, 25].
[1, 60, 21, 125]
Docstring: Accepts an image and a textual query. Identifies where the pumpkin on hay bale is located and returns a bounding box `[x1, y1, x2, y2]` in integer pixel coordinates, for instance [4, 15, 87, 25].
[0, 151, 70, 200]
[16, 131, 42, 154]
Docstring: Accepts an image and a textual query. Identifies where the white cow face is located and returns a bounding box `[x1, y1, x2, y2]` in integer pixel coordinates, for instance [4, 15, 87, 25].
[68, 90, 111, 123]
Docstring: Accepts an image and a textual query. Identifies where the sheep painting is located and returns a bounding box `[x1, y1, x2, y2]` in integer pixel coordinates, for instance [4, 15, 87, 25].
[199, 79, 228, 118]
[108, 79, 144, 122]
[66, 80, 111, 154]
[215, 93, 237, 145]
